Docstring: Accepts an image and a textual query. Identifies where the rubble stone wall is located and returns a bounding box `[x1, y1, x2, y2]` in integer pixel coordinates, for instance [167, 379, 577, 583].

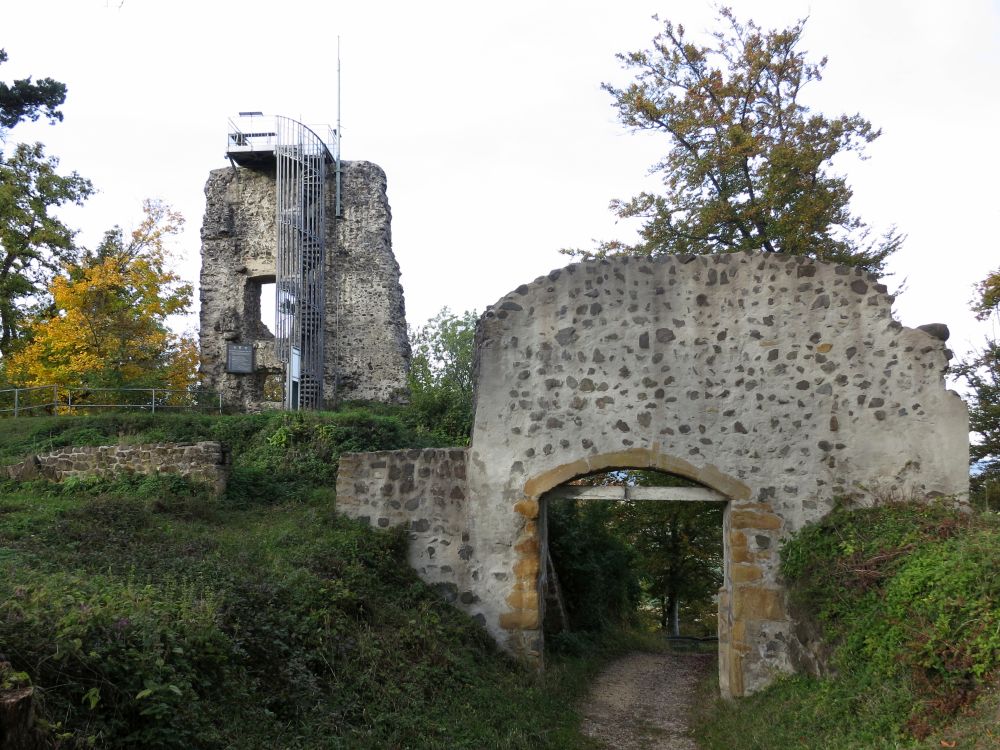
[336, 449, 481, 616]
[337, 251, 969, 698]
[4, 442, 230, 493]
[199, 161, 410, 411]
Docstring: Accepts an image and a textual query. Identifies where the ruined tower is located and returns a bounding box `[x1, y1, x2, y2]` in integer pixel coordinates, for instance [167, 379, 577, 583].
[199, 114, 410, 411]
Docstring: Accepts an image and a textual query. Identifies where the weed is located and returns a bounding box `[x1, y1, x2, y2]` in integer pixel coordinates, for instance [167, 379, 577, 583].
[693, 501, 1000, 749]
[0, 408, 602, 748]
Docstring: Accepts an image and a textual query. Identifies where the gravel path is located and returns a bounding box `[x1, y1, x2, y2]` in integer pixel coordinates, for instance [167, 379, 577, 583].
[579, 651, 714, 750]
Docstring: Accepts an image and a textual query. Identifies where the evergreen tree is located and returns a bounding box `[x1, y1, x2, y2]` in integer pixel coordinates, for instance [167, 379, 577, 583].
[0, 49, 66, 133]
[0, 50, 92, 355]
[957, 268, 1000, 510]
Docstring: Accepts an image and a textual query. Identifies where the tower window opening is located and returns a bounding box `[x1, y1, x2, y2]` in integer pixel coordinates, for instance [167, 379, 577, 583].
[244, 276, 276, 339]
[260, 281, 276, 333]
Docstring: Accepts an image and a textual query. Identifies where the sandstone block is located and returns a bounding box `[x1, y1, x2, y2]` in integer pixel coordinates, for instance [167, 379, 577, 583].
[732, 586, 786, 621]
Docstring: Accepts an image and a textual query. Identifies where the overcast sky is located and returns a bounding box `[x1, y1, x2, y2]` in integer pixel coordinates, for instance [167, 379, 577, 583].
[3, 0, 998, 377]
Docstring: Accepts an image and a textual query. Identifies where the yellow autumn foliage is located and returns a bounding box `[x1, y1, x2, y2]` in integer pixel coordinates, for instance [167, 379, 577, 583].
[5, 200, 196, 391]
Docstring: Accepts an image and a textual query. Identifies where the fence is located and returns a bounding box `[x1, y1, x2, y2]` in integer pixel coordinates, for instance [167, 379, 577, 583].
[0, 385, 223, 417]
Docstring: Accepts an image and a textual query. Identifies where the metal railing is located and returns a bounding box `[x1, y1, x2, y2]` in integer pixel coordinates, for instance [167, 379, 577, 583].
[275, 115, 330, 410]
[226, 114, 339, 164]
[227, 114, 278, 153]
[0, 386, 223, 417]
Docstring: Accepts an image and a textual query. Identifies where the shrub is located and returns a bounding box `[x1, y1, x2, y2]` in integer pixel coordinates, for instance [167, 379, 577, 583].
[0, 570, 237, 748]
[782, 502, 1000, 739]
[546, 500, 641, 636]
[694, 501, 1000, 749]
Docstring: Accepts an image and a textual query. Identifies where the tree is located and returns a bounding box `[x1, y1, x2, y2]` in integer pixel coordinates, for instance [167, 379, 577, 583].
[957, 268, 1000, 510]
[590, 8, 902, 273]
[610, 497, 723, 636]
[0, 51, 93, 355]
[4, 200, 196, 391]
[584, 470, 722, 636]
[0, 49, 67, 134]
[548, 470, 723, 637]
[546, 499, 641, 634]
[0, 143, 93, 354]
[405, 308, 478, 445]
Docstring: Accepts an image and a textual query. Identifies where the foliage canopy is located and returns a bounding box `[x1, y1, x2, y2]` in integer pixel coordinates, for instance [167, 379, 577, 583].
[405, 307, 478, 445]
[4, 200, 196, 390]
[957, 267, 1000, 509]
[610, 497, 723, 635]
[0, 51, 93, 355]
[593, 8, 902, 273]
[0, 48, 66, 134]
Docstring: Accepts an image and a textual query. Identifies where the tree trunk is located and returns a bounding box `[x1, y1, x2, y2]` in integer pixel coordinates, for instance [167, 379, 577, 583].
[0, 685, 42, 750]
[672, 596, 681, 637]
[665, 592, 680, 636]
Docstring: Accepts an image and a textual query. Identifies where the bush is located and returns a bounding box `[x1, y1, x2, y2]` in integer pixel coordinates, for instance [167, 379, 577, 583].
[694, 501, 1000, 749]
[782, 502, 1000, 737]
[220, 410, 418, 508]
[0, 407, 608, 748]
[0, 570, 237, 748]
[546, 501, 641, 636]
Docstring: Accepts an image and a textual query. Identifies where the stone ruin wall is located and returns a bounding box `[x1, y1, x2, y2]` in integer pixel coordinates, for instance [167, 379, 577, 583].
[199, 161, 410, 411]
[4, 441, 230, 494]
[336, 449, 480, 616]
[337, 251, 969, 697]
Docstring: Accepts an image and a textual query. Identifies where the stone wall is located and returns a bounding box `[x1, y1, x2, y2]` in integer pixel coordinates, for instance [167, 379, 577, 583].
[335, 251, 969, 697]
[336, 449, 481, 615]
[331, 163, 411, 402]
[4, 442, 230, 493]
[199, 160, 410, 411]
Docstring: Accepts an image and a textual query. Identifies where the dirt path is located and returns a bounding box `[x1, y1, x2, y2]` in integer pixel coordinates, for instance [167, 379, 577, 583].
[579, 651, 714, 750]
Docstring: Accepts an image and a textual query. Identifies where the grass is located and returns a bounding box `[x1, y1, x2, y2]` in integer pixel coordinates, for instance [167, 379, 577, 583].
[692, 501, 1000, 750]
[0, 411, 616, 749]
[8, 412, 996, 748]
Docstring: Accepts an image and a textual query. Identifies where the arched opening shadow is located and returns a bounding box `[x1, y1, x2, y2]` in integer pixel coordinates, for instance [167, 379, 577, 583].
[511, 448, 752, 697]
[540, 467, 725, 641]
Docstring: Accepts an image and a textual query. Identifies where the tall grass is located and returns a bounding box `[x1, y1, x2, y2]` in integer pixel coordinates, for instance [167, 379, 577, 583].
[0, 411, 610, 749]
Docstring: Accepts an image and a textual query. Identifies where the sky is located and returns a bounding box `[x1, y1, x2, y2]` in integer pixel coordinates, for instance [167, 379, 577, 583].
[2, 0, 998, 382]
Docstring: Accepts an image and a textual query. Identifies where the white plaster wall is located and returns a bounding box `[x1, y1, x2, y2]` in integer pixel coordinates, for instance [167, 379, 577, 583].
[463, 251, 968, 687]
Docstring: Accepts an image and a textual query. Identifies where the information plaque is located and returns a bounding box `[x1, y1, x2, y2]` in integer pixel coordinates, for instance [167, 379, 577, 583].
[226, 344, 254, 374]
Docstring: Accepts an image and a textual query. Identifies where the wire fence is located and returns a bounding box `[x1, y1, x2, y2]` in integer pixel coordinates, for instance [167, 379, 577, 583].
[0, 385, 223, 417]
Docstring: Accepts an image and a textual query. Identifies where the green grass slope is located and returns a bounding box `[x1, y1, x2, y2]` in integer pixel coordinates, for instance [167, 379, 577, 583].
[694, 501, 1000, 749]
[0, 412, 605, 749]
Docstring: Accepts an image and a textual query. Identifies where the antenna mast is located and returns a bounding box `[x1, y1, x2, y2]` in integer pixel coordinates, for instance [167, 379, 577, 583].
[336, 36, 343, 218]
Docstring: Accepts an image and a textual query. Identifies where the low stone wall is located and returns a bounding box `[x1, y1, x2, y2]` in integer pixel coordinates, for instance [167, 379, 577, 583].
[336, 449, 482, 618]
[3, 442, 230, 494]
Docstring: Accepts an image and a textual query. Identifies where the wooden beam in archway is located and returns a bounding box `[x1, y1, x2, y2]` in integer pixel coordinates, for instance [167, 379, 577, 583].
[546, 486, 726, 503]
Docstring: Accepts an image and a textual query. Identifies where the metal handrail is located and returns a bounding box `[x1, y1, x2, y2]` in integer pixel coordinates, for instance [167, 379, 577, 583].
[226, 114, 337, 165]
[0, 385, 224, 417]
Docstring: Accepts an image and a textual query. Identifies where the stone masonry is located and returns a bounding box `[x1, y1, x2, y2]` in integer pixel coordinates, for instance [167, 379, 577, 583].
[337, 251, 969, 697]
[199, 161, 410, 411]
[336, 449, 479, 612]
[4, 441, 230, 494]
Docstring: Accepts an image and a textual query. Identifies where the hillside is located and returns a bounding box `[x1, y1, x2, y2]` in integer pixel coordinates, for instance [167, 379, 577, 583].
[0, 411, 608, 749]
[694, 501, 1000, 749]
[1, 412, 997, 749]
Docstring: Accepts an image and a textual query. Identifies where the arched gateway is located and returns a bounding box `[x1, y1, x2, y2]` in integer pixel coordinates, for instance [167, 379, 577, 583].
[336, 252, 968, 696]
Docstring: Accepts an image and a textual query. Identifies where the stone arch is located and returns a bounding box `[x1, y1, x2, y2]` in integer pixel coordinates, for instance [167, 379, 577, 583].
[522, 446, 751, 502]
[519, 448, 750, 694]
[337, 251, 968, 698]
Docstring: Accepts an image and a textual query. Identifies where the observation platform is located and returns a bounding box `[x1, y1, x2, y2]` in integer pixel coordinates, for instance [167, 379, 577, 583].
[226, 113, 338, 169]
